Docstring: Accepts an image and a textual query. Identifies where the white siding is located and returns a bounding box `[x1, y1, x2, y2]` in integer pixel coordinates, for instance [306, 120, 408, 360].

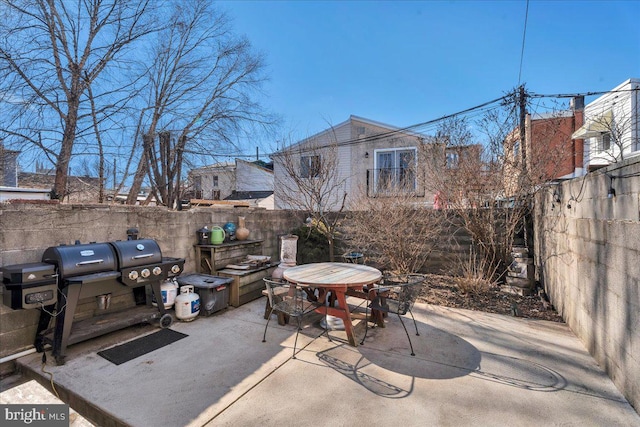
[189, 163, 235, 200]
[0, 186, 50, 201]
[584, 78, 640, 168]
[273, 116, 437, 211]
[236, 160, 273, 192]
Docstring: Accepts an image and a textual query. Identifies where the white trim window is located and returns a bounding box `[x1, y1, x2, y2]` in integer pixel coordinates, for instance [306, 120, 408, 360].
[374, 147, 417, 193]
[300, 155, 321, 178]
[596, 133, 611, 152]
[446, 152, 460, 169]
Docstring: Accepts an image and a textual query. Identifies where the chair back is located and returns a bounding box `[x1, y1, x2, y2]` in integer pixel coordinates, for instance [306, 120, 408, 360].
[263, 277, 284, 309]
[263, 277, 319, 317]
[342, 251, 365, 264]
[380, 274, 425, 315]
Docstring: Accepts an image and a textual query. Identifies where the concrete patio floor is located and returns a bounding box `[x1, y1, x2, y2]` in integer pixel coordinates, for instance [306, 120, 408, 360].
[1, 297, 639, 426]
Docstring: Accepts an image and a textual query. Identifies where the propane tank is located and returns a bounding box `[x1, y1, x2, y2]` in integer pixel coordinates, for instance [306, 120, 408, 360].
[175, 285, 200, 321]
[152, 279, 179, 309]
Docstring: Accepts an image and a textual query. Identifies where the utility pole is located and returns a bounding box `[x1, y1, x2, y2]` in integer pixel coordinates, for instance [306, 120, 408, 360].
[518, 85, 527, 173]
[518, 85, 532, 254]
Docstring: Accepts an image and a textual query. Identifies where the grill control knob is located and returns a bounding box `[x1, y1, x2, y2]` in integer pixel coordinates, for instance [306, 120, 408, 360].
[128, 271, 139, 280]
[171, 264, 181, 274]
[152, 266, 162, 276]
[141, 268, 151, 278]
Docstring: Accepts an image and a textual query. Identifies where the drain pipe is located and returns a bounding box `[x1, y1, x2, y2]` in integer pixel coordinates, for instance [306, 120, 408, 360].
[0, 347, 38, 364]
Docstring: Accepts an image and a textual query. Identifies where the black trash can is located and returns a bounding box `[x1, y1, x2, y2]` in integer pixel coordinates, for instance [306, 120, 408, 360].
[177, 274, 232, 316]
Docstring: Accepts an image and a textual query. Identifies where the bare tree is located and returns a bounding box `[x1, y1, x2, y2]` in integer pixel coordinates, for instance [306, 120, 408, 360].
[273, 131, 347, 261]
[427, 91, 577, 283]
[424, 100, 510, 281]
[125, 0, 273, 208]
[0, 0, 162, 199]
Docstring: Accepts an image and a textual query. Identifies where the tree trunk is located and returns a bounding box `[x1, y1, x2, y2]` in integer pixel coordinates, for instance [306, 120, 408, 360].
[53, 102, 80, 199]
[127, 149, 148, 204]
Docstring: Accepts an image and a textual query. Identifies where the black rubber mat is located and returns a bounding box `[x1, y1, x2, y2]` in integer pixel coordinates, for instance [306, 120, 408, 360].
[97, 329, 188, 365]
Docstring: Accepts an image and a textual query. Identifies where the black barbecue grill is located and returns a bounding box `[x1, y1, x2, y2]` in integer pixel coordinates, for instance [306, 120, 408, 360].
[1, 236, 184, 365]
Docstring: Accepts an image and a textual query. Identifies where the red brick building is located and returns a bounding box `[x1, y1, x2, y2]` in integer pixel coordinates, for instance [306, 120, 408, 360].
[505, 96, 585, 191]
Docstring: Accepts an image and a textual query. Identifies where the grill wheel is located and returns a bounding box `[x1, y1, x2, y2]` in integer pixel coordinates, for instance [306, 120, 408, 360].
[159, 313, 173, 328]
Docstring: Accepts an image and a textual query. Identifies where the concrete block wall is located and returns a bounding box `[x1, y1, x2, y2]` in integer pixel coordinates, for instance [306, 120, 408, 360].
[0, 202, 471, 375]
[0, 203, 301, 373]
[534, 157, 640, 411]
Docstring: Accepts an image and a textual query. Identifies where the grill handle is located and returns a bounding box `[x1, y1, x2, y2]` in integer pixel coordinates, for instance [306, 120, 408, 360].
[76, 259, 104, 266]
[133, 253, 155, 260]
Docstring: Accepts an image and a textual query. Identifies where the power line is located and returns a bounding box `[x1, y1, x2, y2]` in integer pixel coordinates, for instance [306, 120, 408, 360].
[529, 87, 639, 99]
[276, 94, 512, 155]
[518, 0, 530, 86]
[272, 85, 638, 158]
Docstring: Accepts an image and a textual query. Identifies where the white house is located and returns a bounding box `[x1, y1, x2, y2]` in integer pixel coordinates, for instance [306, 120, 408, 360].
[188, 159, 274, 209]
[573, 78, 640, 171]
[271, 115, 441, 212]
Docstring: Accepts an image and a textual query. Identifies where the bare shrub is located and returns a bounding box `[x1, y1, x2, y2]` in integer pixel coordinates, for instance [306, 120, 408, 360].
[344, 157, 447, 275]
[453, 247, 496, 295]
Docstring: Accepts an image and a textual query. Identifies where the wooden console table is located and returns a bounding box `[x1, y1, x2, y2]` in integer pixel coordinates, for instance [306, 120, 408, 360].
[194, 240, 264, 274]
[217, 264, 277, 307]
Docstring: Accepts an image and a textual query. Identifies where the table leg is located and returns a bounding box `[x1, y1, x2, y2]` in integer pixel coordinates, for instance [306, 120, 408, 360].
[333, 290, 357, 347]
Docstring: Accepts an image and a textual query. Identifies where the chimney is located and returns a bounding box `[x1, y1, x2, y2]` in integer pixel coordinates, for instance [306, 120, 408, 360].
[570, 96, 584, 112]
[571, 96, 585, 176]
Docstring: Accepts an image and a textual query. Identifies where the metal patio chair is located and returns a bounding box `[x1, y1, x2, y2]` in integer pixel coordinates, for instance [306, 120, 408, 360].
[262, 277, 325, 359]
[360, 274, 425, 356]
[342, 251, 366, 265]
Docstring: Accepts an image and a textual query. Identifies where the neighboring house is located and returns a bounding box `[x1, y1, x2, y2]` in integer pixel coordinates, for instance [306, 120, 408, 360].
[18, 171, 101, 203]
[188, 159, 274, 209]
[1, 143, 20, 187]
[503, 96, 586, 200]
[573, 78, 640, 171]
[107, 188, 157, 205]
[190, 161, 235, 201]
[503, 96, 586, 195]
[271, 115, 441, 211]
[504, 79, 640, 189]
[1, 144, 51, 201]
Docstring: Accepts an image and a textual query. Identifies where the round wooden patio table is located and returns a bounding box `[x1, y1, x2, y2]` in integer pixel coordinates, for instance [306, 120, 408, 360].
[283, 262, 382, 346]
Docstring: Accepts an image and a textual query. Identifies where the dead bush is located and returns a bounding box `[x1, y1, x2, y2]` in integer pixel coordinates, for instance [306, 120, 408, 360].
[454, 247, 496, 295]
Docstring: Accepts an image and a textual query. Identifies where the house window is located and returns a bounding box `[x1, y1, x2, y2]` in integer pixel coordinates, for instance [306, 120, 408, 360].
[375, 148, 416, 192]
[446, 152, 459, 169]
[213, 175, 218, 187]
[212, 190, 220, 200]
[513, 141, 520, 162]
[597, 133, 611, 152]
[300, 155, 321, 178]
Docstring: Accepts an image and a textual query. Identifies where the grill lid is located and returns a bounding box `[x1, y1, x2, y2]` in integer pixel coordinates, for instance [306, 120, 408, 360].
[42, 243, 117, 278]
[1, 262, 57, 287]
[109, 239, 163, 269]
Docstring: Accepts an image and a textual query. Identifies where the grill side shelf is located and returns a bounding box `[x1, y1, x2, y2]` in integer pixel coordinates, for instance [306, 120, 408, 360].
[65, 271, 121, 285]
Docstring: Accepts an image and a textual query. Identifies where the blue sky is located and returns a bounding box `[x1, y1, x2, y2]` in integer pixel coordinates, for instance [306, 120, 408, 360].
[218, 0, 639, 150]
